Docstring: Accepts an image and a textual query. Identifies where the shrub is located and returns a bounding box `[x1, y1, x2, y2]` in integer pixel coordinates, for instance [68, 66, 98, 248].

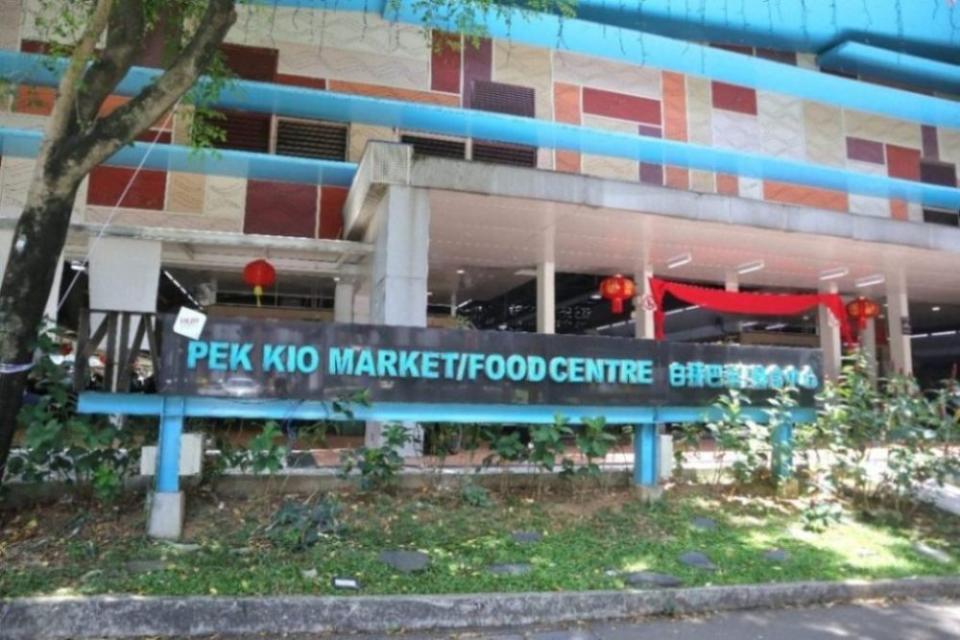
[338, 423, 412, 491]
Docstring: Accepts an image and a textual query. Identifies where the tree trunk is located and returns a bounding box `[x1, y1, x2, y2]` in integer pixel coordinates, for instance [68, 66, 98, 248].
[0, 180, 80, 482]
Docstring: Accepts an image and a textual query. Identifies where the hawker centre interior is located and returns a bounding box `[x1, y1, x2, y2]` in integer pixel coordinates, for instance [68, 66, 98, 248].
[1, 2, 959, 474]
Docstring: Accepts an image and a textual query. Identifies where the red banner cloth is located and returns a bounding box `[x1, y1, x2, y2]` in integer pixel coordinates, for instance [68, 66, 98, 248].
[649, 277, 853, 344]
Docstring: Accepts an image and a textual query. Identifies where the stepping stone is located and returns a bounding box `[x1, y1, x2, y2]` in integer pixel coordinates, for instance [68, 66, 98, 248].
[124, 560, 166, 574]
[763, 548, 791, 563]
[487, 563, 532, 576]
[512, 531, 543, 544]
[162, 541, 201, 554]
[914, 542, 952, 564]
[679, 551, 717, 571]
[622, 571, 683, 588]
[378, 550, 430, 573]
[690, 517, 717, 531]
[301, 568, 318, 580]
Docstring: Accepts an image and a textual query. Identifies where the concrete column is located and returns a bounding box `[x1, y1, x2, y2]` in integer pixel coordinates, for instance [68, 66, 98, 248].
[635, 264, 655, 339]
[887, 272, 913, 375]
[724, 269, 739, 292]
[861, 317, 878, 382]
[818, 281, 842, 380]
[333, 280, 355, 324]
[368, 186, 429, 327]
[536, 259, 555, 334]
[364, 186, 429, 454]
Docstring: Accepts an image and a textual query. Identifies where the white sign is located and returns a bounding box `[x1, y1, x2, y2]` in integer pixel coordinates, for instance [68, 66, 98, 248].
[173, 307, 207, 340]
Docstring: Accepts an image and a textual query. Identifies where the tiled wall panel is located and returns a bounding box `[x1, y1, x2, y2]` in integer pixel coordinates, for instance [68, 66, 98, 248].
[244, 180, 317, 238]
[553, 51, 661, 99]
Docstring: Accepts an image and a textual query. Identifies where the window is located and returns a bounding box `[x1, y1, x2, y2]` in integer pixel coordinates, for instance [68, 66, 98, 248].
[213, 110, 271, 153]
[276, 119, 347, 161]
[219, 43, 279, 82]
[401, 135, 467, 159]
[472, 141, 537, 167]
[919, 160, 957, 187]
[923, 208, 959, 227]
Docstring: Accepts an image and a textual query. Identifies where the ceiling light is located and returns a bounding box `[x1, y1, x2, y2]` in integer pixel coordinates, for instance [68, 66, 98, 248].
[333, 276, 340, 282]
[514, 268, 537, 277]
[932, 306, 941, 312]
[736, 259, 765, 275]
[590, 293, 602, 300]
[69, 260, 86, 272]
[456, 298, 474, 309]
[666, 252, 692, 269]
[427, 291, 433, 297]
[456, 268, 465, 275]
[855, 274, 885, 288]
[818, 266, 849, 281]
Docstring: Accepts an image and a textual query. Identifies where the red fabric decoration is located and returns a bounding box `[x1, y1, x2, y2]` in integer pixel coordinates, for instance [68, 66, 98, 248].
[649, 277, 853, 345]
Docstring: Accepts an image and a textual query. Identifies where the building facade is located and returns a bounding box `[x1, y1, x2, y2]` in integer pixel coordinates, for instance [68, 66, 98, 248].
[1, 0, 959, 396]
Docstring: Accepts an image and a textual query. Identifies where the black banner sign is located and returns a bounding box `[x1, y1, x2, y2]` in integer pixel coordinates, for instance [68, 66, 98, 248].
[159, 316, 822, 407]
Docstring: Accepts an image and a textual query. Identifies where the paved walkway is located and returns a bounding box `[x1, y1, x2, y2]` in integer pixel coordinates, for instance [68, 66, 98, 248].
[352, 600, 960, 640]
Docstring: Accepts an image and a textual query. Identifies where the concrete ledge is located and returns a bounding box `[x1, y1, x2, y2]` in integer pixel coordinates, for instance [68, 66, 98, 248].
[3, 577, 959, 640]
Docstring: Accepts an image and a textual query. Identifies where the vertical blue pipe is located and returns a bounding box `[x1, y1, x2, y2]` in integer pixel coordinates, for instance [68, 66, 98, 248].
[155, 396, 185, 493]
[633, 423, 659, 487]
[772, 420, 794, 481]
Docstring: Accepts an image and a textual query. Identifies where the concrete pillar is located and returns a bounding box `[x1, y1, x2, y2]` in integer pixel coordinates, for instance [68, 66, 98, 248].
[887, 272, 913, 375]
[536, 259, 555, 334]
[635, 264, 655, 339]
[333, 280, 355, 324]
[368, 186, 429, 327]
[818, 281, 842, 380]
[861, 317, 878, 382]
[364, 186, 429, 454]
[724, 269, 739, 292]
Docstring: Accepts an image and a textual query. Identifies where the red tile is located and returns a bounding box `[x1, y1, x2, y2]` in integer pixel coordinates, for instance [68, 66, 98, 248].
[276, 73, 326, 90]
[662, 72, 687, 142]
[431, 31, 461, 94]
[890, 199, 909, 221]
[846, 137, 885, 164]
[637, 125, 662, 138]
[244, 180, 317, 238]
[640, 163, 663, 185]
[716, 173, 739, 195]
[919, 160, 957, 187]
[88, 166, 166, 210]
[711, 81, 757, 115]
[886, 145, 921, 181]
[319, 186, 348, 239]
[763, 181, 848, 212]
[135, 129, 172, 144]
[463, 38, 492, 110]
[665, 166, 689, 189]
[220, 43, 278, 82]
[554, 82, 580, 124]
[556, 151, 580, 173]
[14, 85, 55, 115]
[582, 87, 661, 124]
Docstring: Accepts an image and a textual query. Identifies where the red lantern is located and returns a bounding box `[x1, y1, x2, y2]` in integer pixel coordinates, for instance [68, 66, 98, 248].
[243, 259, 276, 307]
[846, 296, 880, 332]
[599, 274, 636, 314]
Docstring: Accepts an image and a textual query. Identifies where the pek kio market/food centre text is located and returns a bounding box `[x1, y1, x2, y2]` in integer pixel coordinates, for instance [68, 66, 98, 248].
[161, 317, 822, 408]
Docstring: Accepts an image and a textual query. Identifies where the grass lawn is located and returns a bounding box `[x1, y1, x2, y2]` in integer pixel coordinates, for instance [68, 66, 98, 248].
[1, 482, 958, 598]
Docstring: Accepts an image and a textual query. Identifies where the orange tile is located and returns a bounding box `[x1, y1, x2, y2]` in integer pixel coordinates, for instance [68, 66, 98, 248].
[763, 180, 849, 212]
[553, 82, 580, 124]
[98, 94, 129, 116]
[890, 199, 909, 221]
[14, 85, 55, 115]
[556, 150, 580, 173]
[662, 71, 687, 142]
[328, 80, 459, 107]
[665, 166, 689, 189]
[716, 173, 739, 195]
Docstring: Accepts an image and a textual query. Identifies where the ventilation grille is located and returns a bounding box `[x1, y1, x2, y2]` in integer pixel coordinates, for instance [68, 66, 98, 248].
[401, 135, 467, 159]
[276, 119, 348, 161]
[215, 111, 271, 153]
[473, 141, 537, 167]
[470, 80, 535, 117]
[923, 208, 959, 227]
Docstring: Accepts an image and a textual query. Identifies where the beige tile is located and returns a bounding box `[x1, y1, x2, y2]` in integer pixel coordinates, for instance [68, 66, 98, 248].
[167, 172, 205, 214]
[172, 107, 194, 146]
[85, 207, 242, 232]
[712, 110, 762, 154]
[739, 177, 763, 200]
[553, 50, 661, 99]
[843, 109, 921, 149]
[686, 76, 712, 146]
[0, 0, 21, 50]
[849, 194, 889, 218]
[494, 41, 553, 120]
[349, 124, 396, 162]
[939, 127, 960, 166]
[803, 102, 845, 167]
[204, 176, 246, 219]
[537, 147, 554, 170]
[907, 201, 924, 223]
[0, 157, 34, 218]
[758, 92, 805, 160]
[690, 170, 715, 193]
[580, 115, 638, 181]
[279, 42, 429, 91]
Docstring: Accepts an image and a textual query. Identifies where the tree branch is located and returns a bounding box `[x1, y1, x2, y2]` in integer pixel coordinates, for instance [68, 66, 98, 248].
[35, 0, 114, 176]
[74, 0, 147, 127]
[64, 0, 237, 181]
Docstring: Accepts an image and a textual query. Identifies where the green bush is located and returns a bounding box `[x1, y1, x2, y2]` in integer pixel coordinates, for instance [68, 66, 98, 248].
[338, 423, 412, 491]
